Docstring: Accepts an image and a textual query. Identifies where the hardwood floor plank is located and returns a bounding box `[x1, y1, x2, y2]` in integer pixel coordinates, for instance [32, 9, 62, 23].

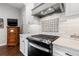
[0, 45, 23, 56]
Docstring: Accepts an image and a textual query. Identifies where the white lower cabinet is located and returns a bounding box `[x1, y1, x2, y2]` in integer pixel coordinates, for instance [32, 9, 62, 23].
[53, 44, 68, 56]
[24, 39, 28, 56]
[20, 37, 25, 55]
[53, 44, 79, 56]
[20, 35, 28, 56]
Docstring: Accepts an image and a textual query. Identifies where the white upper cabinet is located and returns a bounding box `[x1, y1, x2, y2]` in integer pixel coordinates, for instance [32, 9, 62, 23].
[65, 3, 79, 16]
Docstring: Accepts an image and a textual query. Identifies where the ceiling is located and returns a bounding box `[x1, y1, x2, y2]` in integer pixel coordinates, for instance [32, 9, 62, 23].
[8, 3, 25, 9]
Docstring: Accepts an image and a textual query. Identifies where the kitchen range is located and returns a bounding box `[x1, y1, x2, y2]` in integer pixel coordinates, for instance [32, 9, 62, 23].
[27, 34, 59, 56]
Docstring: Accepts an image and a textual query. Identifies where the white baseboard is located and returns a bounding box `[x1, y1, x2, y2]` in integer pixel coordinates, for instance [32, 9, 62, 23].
[0, 43, 6, 46]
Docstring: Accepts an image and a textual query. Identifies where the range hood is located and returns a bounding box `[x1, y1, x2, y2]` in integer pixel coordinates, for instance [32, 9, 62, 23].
[32, 3, 65, 18]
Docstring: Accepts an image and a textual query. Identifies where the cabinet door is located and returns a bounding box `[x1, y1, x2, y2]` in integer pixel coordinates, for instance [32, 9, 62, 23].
[70, 3, 79, 16]
[65, 3, 79, 16]
[53, 44, 67, 56]
[65, 3, 71, 16]
[20, 38, 25, 55]
[24, 39, 28, 56]
[7, 27, 19, 46]
[8, 33, 17, 42]
[7, 28, 17, 45]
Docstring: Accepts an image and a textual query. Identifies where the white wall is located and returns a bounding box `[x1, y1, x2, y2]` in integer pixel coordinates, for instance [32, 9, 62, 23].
[59, 14, 79, 38]
[40, 13, 64, 35]
[0, 3, 20, 45]
[39, 12, 79, 38]
[21, 3, 41, 34]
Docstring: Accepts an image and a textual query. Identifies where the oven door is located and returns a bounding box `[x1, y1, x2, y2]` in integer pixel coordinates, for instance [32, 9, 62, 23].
[28, 42, 50, 56]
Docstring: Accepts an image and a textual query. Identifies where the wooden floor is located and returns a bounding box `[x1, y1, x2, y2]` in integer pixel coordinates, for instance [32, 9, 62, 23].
[0, 45, 23, 56]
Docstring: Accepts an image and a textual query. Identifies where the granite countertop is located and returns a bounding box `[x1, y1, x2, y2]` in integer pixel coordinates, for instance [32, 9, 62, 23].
[53, 37, 79, 50]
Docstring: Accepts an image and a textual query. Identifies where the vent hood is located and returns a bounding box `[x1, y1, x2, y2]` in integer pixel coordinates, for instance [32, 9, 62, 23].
[32, 3, 65, 18]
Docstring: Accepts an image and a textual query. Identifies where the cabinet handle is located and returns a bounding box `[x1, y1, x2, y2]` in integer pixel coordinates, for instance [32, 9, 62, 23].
[65, 53, 72, 56]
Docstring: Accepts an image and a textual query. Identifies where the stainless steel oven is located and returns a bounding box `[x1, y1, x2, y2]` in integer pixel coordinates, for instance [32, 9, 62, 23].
[27, 34, 59, 56]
